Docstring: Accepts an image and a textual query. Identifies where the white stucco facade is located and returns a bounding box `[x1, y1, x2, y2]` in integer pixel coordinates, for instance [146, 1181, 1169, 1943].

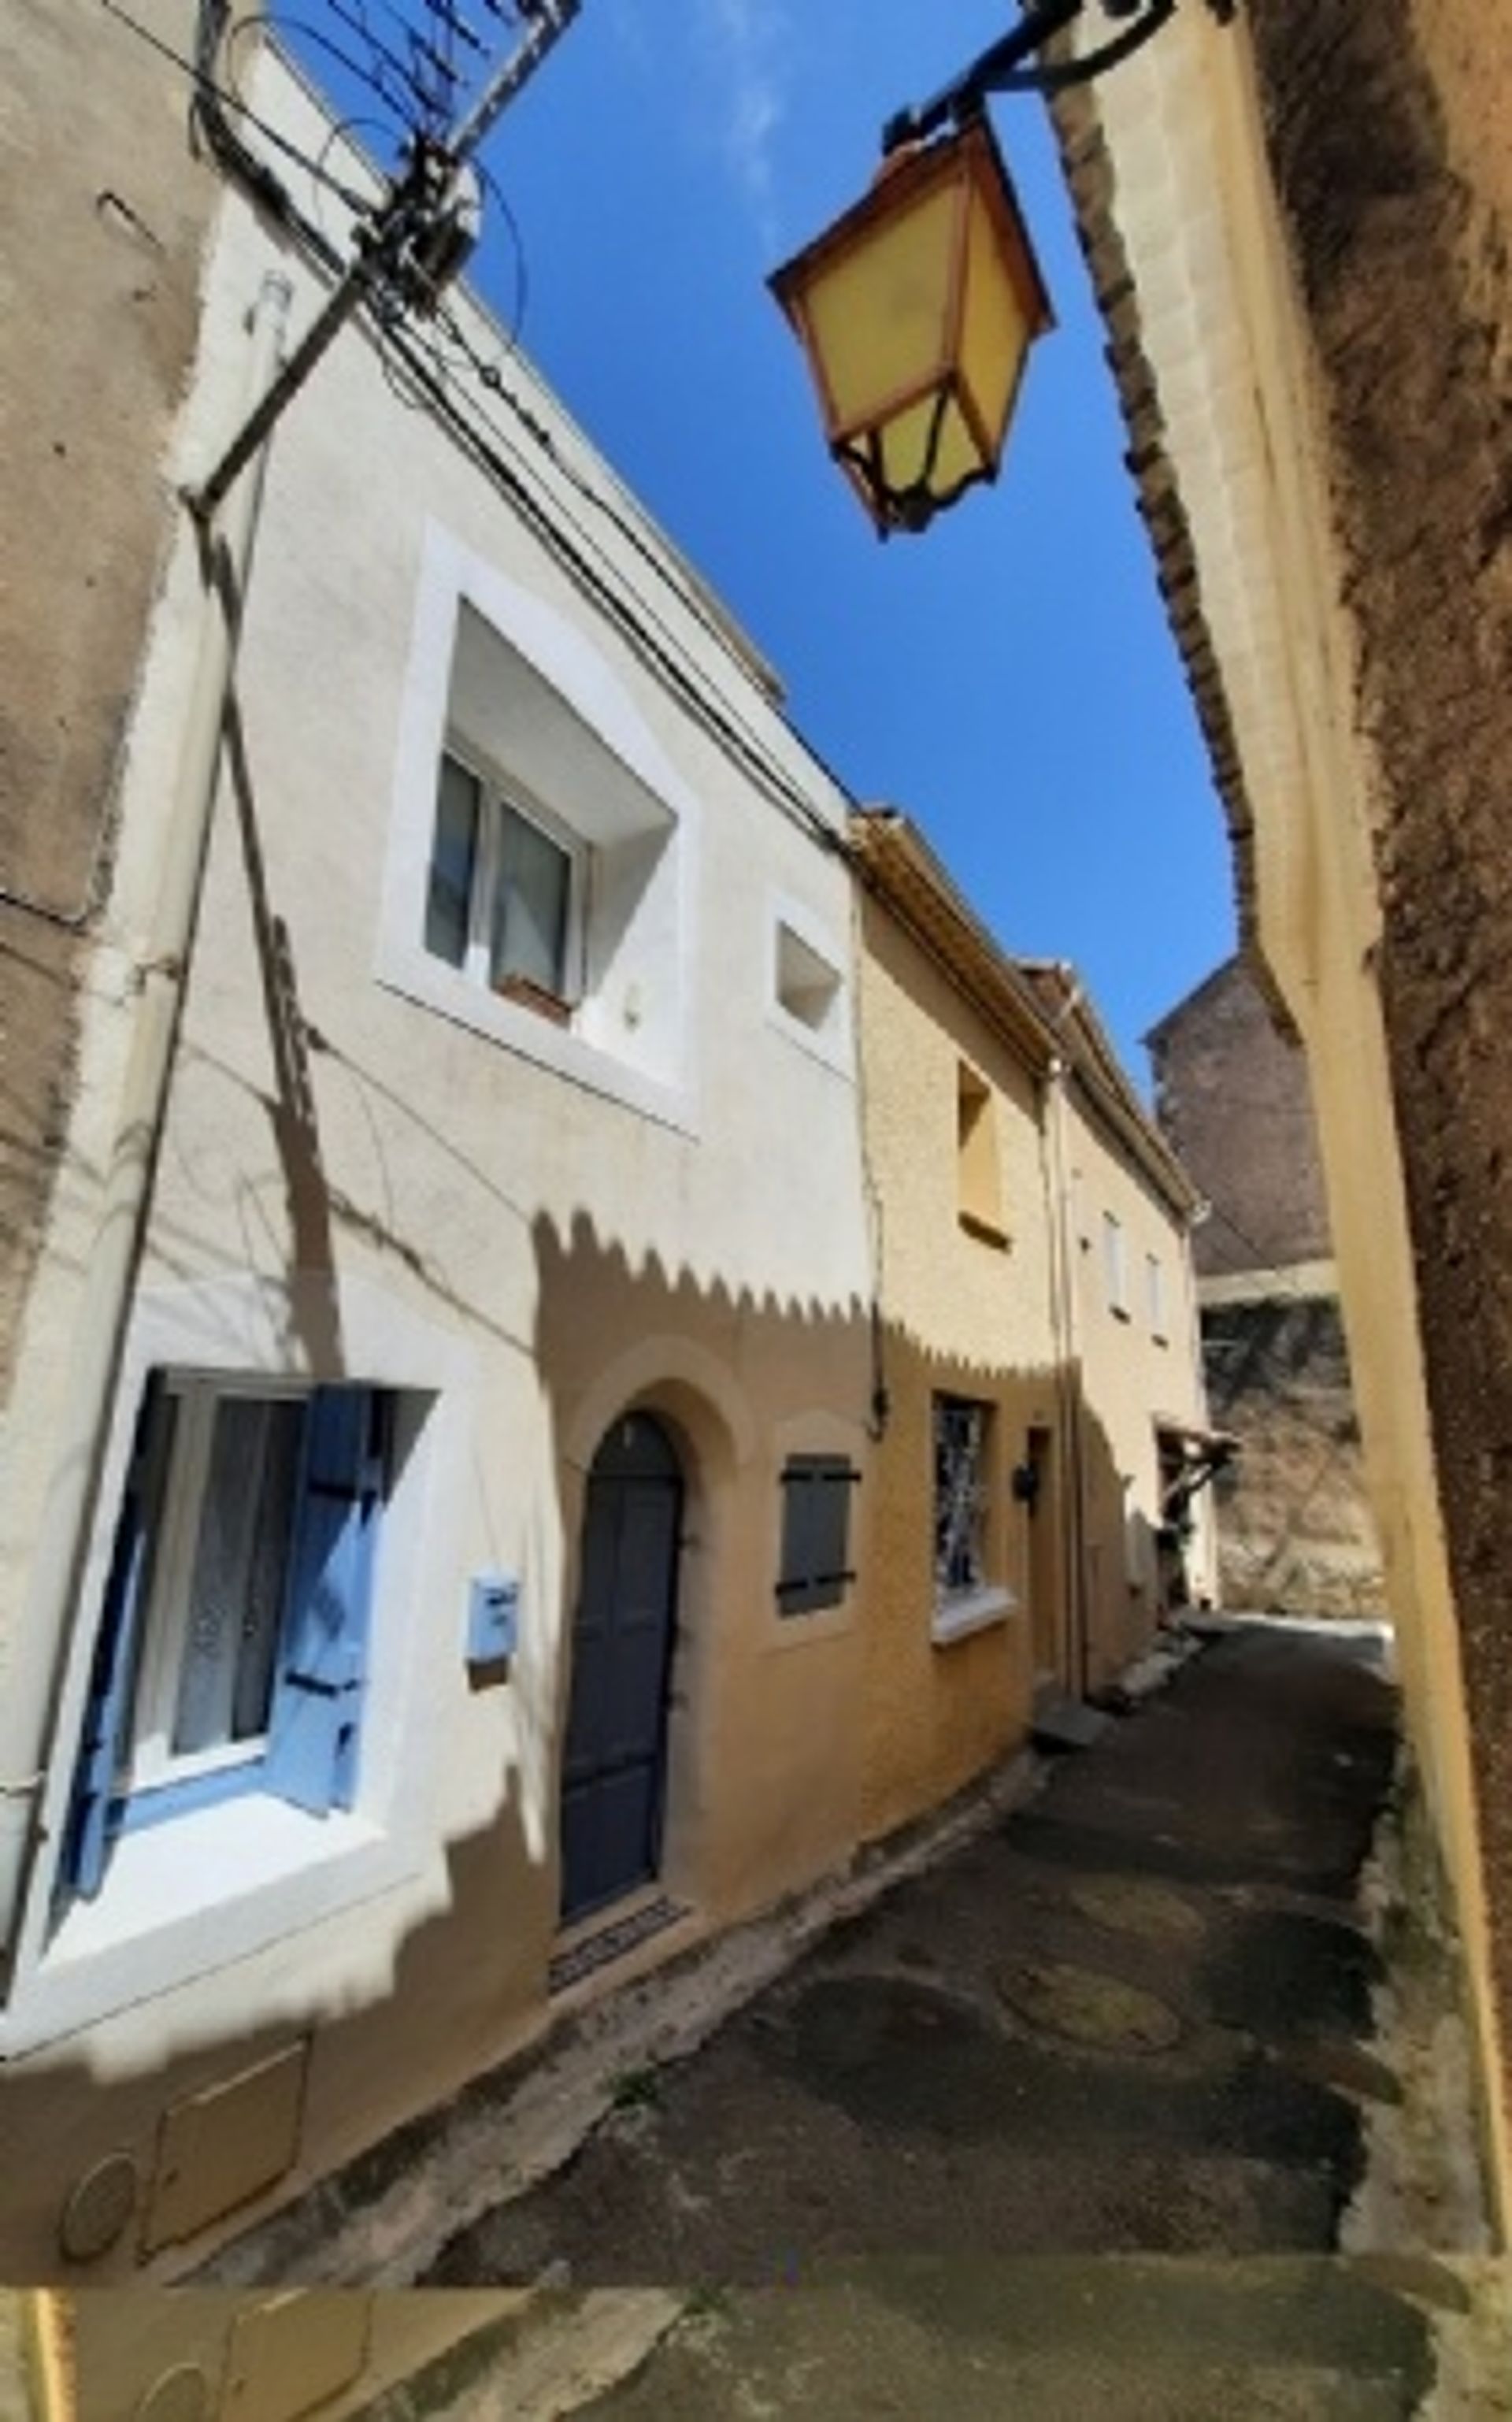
[0, 49, 874, 2274]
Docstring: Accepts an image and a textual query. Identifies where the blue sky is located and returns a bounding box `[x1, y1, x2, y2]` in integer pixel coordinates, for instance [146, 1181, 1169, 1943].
[284, 0, 1236, 1081]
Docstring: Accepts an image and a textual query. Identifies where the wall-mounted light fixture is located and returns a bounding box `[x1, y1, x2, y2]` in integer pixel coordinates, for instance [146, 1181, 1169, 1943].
[769, 0, 1237, 536]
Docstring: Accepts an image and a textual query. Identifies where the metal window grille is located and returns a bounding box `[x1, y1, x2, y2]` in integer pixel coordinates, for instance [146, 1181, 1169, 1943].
[934, 1396, 990, 1597]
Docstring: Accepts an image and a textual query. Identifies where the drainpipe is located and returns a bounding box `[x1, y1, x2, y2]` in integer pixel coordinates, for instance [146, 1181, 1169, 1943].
[1043, 1059, 1090, 1701]
[22, 2294, 71, 2422]
[0, 271, 291, 1982]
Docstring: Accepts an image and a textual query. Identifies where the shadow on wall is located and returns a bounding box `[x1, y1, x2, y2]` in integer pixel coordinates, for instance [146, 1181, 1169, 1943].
[856, 1318, 1182, 1845]
[2, 635, 1162, 2284]
[0, 1212, 873, 2289]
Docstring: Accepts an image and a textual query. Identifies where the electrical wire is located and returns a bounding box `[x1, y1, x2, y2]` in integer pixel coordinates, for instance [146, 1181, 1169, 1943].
[415, 298, 854, 852]
[113, 0, 857, 859]
[100, 0, 376, 214]
[381, 311, 854, 853]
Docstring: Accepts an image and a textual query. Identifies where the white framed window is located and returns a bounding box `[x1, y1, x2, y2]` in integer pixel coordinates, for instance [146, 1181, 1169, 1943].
[425, 747, 584, 1015]
[380, 529, 703, 1129]
[62, 1374, 394, 1903]
[774, 922, 841, 1038]
[1147, 1252, 1168, 1343]
[1102, 1212, 1129, 1319]
[128, 1378, 306, 1794]
[765, 890, 852, 1074]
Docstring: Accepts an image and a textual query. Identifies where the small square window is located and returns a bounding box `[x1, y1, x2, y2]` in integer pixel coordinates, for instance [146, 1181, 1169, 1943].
[426, 747, 581, 1014]
[934, 1396, 993, 1600]
[774, 921, 843, 1038]
[1147, 1253, 1168, 1342]
[957, 1063, 1007, 1246]
[776, 1454, 857, 1615]
[63, 1377, 394, 1903]
[1102, 1212, 1129, 1319]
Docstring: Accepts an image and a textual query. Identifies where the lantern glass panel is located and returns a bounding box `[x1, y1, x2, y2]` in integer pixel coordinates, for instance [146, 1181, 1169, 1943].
[791, 178, 960, 437]
[957, 183, 1037, 461]
[873, 388, 983, 507]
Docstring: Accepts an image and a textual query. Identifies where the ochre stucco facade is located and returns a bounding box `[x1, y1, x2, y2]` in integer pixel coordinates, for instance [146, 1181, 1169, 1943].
[852, 816, 1215, 1845]
[854, 880, 1058, 1843]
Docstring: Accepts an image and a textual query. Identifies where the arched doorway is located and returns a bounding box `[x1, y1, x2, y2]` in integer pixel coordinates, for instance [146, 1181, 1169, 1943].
[559, 1410, 684, 1925]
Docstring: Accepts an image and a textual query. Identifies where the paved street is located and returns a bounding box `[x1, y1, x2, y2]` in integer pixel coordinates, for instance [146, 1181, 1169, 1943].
[390, 1623, 1509, 2416]
[429, 1626, 1406, 2284]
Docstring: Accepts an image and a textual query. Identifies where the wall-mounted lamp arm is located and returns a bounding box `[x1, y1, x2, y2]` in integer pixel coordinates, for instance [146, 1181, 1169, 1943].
[881, 0, 1235, 155]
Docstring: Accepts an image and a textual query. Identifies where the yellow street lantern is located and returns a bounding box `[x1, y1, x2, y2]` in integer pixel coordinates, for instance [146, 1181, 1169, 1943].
[769, 117, 1053, 536]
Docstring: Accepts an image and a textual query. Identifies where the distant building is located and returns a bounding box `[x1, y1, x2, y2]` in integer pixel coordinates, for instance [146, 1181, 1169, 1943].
[850, 810, 1218, 1846]
[1147, 957, 1384, 1618]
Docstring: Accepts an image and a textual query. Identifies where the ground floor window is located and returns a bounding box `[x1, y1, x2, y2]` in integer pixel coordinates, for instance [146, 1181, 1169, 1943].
[933, 1395, 993, 1602]
[63, 1376, 393, 1901]
[776, 1454, 858, 1615]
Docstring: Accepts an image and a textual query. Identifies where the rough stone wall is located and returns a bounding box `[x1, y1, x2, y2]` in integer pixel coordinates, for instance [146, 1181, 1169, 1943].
[1204, 1295, 1385, 1619]
[1148, 955, 1332, 1279]
[0, 0, 215, 1406]
[1247, 0, 1512, 2092]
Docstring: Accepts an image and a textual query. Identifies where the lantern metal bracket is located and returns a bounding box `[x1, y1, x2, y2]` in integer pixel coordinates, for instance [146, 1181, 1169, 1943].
[882, 0, 1237, 154]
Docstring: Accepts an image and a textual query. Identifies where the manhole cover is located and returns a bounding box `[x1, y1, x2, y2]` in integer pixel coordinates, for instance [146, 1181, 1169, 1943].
[996, 1960, 1183, 2053]
[1069, 1874, 1205, 1945]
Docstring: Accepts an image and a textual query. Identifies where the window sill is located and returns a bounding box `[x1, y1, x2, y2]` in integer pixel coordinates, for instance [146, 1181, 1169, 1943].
[958, 1211, 1012, 1252]
[7, 1797, 413, 2055]
[376, 947, 695, 1137]
[931, 1586, 1018, 1647]
[494, 973, 574, 1028]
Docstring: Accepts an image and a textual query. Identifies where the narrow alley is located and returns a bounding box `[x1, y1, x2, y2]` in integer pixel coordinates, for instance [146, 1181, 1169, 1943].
[431, 1625, 1404, 2282]
[211, 1620, 1502, 2416]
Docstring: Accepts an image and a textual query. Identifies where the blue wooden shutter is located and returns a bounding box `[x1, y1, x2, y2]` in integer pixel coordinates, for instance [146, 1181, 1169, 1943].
[776, 1456, 858, 1615]
[65, 1379, 168, 1898]
[265, 1387, 386, 1816]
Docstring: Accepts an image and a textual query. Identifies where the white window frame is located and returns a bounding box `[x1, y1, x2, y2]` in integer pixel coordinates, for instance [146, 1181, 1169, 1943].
[379, 522, 705, 1135]
[3, 1270, 469, 2058]
[1147, 1252, 1169, 1344]
[1103, 1211, 1130, 1319]
[128, 1373, 309, 1796]
[431, 740, 588, 1009]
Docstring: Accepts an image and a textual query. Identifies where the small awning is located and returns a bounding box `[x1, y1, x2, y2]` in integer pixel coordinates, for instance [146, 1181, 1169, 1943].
[1154, 1417, 1240, 1516]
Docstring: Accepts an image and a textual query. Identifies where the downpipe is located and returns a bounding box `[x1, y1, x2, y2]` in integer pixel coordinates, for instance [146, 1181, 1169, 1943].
[0, 270, 292, 1985]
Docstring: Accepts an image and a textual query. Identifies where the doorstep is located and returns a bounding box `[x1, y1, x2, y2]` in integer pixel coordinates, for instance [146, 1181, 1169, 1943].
[549, 1890, 697, 2005]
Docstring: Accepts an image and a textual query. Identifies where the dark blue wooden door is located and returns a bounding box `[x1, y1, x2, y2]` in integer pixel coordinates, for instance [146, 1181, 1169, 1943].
[560, 1412, 683, 1924]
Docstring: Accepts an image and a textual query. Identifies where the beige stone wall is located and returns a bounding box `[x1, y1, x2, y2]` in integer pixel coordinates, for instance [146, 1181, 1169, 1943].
[1059, 1083, 1214, 1685]
[0, 0, 216, 1398]
[1148, 955, 1334, 1279]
